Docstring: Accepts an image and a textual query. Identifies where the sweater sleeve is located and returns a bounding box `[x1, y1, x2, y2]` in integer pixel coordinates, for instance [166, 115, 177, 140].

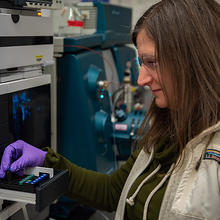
[43, 147, 140, 212]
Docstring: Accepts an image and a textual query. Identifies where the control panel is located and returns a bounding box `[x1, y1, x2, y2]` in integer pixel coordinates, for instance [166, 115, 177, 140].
[2, 0, 63, 10]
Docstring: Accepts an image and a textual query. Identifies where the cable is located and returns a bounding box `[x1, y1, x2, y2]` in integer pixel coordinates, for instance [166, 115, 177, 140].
[95, 210, 112, 220]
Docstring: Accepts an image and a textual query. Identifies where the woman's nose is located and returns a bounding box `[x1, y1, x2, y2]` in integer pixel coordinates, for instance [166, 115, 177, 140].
[137, 66, 153, 86]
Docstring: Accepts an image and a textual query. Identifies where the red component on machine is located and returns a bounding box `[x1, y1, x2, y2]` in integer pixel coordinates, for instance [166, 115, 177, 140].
[67, 20, 84, 27]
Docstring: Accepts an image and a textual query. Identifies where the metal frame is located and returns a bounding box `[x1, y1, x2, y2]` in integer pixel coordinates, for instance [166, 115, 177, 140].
[0, 200, 29, 220]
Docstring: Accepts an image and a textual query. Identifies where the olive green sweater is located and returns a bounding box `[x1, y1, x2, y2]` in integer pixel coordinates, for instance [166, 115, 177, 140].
[44, 141, 178, 220]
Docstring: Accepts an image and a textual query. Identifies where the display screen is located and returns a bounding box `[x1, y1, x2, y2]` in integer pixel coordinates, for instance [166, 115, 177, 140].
[0, 85, 51, 162]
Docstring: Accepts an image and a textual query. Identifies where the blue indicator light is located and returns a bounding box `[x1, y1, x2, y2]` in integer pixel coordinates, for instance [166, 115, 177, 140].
[100, 94, 104, 99]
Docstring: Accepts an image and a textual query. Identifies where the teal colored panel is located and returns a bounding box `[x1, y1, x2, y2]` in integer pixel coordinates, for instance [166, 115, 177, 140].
[57, 49, 116, 173]
[111, 46, 139, 84]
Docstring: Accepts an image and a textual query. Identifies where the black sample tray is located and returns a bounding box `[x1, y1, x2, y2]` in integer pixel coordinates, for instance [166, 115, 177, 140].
[0, 169, 69, 211]
[0, 172, 49, 193]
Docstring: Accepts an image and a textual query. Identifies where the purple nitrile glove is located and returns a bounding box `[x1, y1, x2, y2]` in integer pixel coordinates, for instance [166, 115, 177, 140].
[0, 140, 47, 178]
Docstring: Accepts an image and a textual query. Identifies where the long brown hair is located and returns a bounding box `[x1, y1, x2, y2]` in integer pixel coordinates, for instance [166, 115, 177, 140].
[133, 0, 220, 159]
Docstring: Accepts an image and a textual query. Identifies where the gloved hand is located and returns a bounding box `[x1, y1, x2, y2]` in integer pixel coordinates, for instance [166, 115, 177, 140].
[0, 140, 47, 178]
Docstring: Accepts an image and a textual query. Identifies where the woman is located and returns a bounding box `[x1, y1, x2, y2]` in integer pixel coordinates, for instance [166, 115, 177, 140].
[0, 0, 220, 219]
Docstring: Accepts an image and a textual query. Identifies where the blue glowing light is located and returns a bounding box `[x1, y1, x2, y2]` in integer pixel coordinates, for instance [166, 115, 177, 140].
[100, 94, 104, 99]
[12, 92, 31, 121]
